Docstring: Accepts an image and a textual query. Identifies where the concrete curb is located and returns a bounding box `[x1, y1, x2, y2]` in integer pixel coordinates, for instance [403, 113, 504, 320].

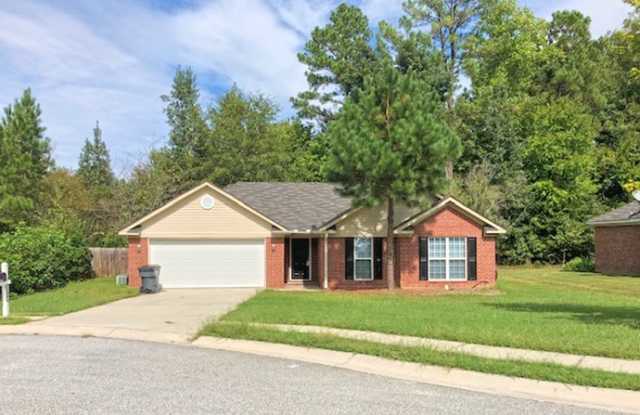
[193, 336, 640, 415]
[248, 323, 640, 375]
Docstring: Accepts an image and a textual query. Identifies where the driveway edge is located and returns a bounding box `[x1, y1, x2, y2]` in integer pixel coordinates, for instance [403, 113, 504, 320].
[193, 336, 640, 415]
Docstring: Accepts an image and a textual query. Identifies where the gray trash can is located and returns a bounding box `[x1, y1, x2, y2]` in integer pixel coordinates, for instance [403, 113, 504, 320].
[139, 265, 161, 294]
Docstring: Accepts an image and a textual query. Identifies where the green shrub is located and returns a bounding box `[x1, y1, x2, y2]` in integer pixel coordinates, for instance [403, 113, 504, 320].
[0, 226, 93, 295]
[562, 257, 595, 273]
[90, 233, 127, 248]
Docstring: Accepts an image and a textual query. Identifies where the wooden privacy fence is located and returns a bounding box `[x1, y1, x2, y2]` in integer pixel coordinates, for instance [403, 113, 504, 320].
[90, 248, 128, 277]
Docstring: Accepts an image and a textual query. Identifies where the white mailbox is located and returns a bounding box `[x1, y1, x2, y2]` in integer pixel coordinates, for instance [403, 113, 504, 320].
[1, 262, 10, 318]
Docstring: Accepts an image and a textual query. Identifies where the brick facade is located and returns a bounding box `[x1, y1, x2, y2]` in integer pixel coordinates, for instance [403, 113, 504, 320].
[595, 225, 640, 275]
[397, 207, 497, 289]
[318, 207, 497, 290]
[127, 237, 148, 288]
[129, 208, 497, 291]
[326, 238, 390, 290]
[265, 237, 286, 288]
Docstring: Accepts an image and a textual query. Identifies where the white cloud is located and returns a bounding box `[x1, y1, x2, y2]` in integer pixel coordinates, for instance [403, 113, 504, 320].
[524, 0, 633, 37]
[170, 0, 309, 107]
[2, 0, 628, 173]
[0, 0, 334, 172]
[270, 0, 337, 35]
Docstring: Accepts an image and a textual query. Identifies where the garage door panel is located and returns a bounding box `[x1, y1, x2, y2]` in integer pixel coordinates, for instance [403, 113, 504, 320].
[149, 239, 265, 288]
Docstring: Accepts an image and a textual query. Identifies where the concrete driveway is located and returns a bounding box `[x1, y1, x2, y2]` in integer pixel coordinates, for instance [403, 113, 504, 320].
[24, 288, 258, 343]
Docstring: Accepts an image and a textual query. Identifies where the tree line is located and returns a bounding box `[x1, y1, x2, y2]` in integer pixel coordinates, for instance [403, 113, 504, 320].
[0, 0, 638, 265]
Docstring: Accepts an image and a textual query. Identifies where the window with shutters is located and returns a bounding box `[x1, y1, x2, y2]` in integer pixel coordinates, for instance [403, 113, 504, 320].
[354, 237, 373, 280]
[428, 237, 467, 280]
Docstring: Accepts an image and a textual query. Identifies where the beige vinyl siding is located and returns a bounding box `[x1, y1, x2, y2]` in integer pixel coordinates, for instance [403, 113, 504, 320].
[335, 202, 419, 237]
[140, 188, 272, 238]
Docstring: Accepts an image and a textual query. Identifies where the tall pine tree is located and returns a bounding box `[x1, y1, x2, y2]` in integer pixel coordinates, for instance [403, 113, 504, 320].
[158, 67, 210, 194]
[325, 61, 460, 288]
[402, 0, 480, 178]
[77, 121, 119, 245]
[402, 0, 480, 111]
[0, 89, 51, 232]
[161, 66, 209, 158]
[77, 121, 114, 190]
[292, 4, 376, 128]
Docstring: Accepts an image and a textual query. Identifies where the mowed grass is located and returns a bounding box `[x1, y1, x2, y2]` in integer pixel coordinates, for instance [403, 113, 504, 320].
[218, 266, 640, 359]
[202, 322, 640, 391]
[0, 277, 138, 324]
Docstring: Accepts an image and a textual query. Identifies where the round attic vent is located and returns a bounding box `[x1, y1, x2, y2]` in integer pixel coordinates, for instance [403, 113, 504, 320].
[200, 195, 215, 210]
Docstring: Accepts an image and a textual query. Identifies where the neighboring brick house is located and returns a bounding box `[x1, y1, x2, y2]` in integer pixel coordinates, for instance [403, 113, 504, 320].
[588, 201, 640, 276]
[120, 182, 506, 290]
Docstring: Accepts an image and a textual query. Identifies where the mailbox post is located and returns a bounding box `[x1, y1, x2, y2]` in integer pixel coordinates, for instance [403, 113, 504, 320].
[1, 262, 9, 318]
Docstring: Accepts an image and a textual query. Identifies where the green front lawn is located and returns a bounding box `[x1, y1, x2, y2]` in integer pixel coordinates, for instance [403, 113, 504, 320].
[0, 277, 138, 324]
[214, 266, 640, 359]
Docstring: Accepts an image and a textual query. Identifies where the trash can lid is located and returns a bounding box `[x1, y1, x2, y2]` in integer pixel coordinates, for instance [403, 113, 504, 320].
[138, 264, 161, 271]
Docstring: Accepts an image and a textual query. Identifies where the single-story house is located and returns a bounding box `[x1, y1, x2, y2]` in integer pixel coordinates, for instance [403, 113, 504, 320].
[119, 182, 506, 290]
[588, 200, 640, 276]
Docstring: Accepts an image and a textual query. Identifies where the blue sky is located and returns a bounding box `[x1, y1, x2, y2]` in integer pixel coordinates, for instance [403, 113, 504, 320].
[0, 0, 634, 174]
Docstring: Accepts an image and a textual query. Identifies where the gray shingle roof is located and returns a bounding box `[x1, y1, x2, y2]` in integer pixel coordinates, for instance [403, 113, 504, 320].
[224, 182, 353, 231]
[589, 201, 640, 225]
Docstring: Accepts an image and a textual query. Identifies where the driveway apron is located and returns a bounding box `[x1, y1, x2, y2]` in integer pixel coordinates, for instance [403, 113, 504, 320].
[24, 288, 257, 342]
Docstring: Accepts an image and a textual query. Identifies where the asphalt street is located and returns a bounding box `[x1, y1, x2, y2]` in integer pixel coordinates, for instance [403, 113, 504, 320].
[0, 335, 623, 415]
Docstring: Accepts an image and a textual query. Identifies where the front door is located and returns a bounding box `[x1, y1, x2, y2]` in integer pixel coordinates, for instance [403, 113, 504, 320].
[291, 239, 310, 280]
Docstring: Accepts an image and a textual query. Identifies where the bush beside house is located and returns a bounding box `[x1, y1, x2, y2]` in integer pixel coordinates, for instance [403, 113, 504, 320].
[0, 226, 93, 295]
[562, 257, 595, 272]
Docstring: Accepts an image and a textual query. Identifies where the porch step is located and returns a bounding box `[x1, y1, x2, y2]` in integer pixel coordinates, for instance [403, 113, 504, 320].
[282, 282, 322, 290]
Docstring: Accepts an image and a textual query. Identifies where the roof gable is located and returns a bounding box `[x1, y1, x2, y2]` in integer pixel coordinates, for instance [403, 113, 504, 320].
[394, 197, 506, 235]
[119, 183, 287, 235]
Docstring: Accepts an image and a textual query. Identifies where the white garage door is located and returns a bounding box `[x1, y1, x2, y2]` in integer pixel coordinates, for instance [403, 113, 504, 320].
[148, 239, 265, 288]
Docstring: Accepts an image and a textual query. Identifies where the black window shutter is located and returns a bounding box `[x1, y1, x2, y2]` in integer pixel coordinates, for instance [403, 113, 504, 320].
[345, 238, 354, 280]
[374, 238, 383, 280]
[419, 237, 428, 280]
[467, 237, 477, 281]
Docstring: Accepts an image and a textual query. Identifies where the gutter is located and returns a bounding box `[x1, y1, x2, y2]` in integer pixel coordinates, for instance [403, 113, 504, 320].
[588, 219, 640, 227]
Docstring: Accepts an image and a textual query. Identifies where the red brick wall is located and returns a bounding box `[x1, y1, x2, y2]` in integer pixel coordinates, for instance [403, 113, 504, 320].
[127, 237, 148, 288]
[266, 237, 285, 288]
[398, 207, 497, 289]
[595, 225, 640, 275]
[327, 237, 389, 290]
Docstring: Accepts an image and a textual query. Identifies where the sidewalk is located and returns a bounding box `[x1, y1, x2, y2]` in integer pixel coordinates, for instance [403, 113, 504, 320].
[193, 336, 640, 415]
[249, 323, 640, 375]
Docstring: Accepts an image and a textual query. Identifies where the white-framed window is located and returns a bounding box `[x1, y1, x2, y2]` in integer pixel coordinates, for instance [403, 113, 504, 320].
[354, 237, 373, 280]
[428, 237, 467, 281]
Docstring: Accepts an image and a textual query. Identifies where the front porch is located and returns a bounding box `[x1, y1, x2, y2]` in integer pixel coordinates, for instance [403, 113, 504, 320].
[266, 235, 391, 290]
[283, 236, 325, 289]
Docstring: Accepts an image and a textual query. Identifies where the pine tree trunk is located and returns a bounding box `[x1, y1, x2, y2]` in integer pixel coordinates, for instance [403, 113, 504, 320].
[446, 160, 454, 180]
[386, 197, 396, 290]
[445, 81, 455, 181]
